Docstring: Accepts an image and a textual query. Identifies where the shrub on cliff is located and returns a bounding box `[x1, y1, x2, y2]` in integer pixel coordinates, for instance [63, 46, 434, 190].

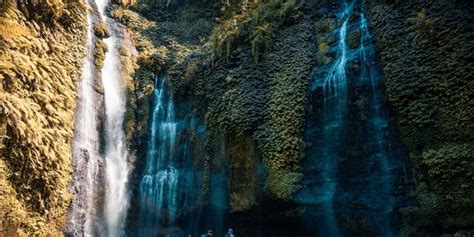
[210, 0, 302, 64]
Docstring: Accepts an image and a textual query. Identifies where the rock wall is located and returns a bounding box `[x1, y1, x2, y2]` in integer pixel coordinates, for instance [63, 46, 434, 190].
[114, 0, 313, 234]
[190, 15, 313, 202]
[0, 0, 87, 235]
[92, 0, 473, 235]
[365, 0, 474, 235]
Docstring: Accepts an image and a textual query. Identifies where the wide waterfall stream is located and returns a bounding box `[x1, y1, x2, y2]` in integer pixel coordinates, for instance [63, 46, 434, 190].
[298, 1, 408, 236]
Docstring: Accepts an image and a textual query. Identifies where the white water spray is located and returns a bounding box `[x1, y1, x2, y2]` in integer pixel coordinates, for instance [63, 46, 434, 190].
[95, 0, 130, 236]
[138, 75, 179, 236]
[67, 3, 100, 235]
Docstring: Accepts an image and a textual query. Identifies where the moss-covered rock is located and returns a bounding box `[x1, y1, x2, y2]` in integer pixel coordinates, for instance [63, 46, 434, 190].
[93, 22, 109, 38]
[0, 1, 87, 235]
[94, 39, 108, 68]
[314, 18, 335, 33]
[366, 0, 474, 234]
[190, 14, 313, 200]
[348, 29, 360, 49]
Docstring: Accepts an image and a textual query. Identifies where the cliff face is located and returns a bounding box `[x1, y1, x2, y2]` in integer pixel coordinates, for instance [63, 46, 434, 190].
[366, 0, 474, 235]
[115, 0, 473, 235]
[0, 1, 87, 235]
[114, 1, 314, 235]
[1, 0, 472, 235]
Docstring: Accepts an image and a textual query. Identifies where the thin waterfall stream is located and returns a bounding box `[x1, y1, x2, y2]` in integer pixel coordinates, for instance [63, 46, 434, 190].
[138, 74, 179, 236]
[299, 3, 353, 236]
[96, 0, 130, 235]
[356, 13, 395, 236]
[66, 3, 99, 235]
[298, 1, 406, 236]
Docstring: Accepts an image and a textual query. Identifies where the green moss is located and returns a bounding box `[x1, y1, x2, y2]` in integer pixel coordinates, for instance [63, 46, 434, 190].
[366, 0, 474, 232]
[251, 23, 271, 64]
[227, 135, 258, 212]
[210, 0, 302, 63]
[419, 144, 474, 227]
[314, 18, 334, 33]
[316, 38, 332, 65]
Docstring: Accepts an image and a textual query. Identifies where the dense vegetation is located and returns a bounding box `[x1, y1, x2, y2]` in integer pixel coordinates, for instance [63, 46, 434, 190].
[0, 0, 472, 235]
[114, 1, 474, 233]
[366, 0, 474, 234]
[0, 1, 87, 235]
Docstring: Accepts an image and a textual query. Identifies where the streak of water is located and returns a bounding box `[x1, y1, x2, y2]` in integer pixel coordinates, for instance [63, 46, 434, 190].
[306, 3, 354, 236]
[96, 0, 130, 235]
[138, 75, 179, 237]
[67, 3, 99, 235]
[358, 13, 394, 237]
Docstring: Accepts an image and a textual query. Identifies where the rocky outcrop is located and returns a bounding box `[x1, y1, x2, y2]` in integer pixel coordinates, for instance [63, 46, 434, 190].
[189, 15, 313, 201]
[0, 1, 87, 235]
[365, 0, 474, 235]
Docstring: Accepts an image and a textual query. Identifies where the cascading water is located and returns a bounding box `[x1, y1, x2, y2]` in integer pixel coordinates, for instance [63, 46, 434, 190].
[299, 3, 353, 237]
[299, 1, 409, 236]
[354, 13, 395, 236]
[138, 74, 179, 236]
[66, 4, 99, 235]
[95, 0, 130, 236]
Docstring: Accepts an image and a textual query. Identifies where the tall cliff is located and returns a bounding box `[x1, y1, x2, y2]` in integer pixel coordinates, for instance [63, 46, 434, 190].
[0, 0, 472, 235]
[366, 0, 474, 235]
[0, 1, 87, 235]
[116, 0, 473, 235]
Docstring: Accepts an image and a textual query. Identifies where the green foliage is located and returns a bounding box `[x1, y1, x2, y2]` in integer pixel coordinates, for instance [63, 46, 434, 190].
[314, 18, 335, 66]
[201, 18, 313, 200]
[316, 38, 331, 65]
[265, 171, 302, 200]
[314, 18, 334, 33]
[254, 65, 307, 199]
[347, 29, 360, 49]
[228, 135, 258, 212]
[367, 0, 474, 233]
[93, 22, 109, 38]
[420, 144, 474, 227]
[210, 14, 243, 61]
[251, 23, 271, 63]
[210, 0, 302, 63]
[408, 9, 434, 35]
[0, 15, 31, 38]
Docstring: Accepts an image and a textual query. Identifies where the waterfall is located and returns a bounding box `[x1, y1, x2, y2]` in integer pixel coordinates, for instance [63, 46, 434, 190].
[67, 4, 99, 235]
[299, 1, 405, 235]
[138, 74, 179, 236]
[95, 0, 130, 236]
[317, 4, 352, 237]
[357, 13, 395, 236]
[306, 3, 353, 236]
